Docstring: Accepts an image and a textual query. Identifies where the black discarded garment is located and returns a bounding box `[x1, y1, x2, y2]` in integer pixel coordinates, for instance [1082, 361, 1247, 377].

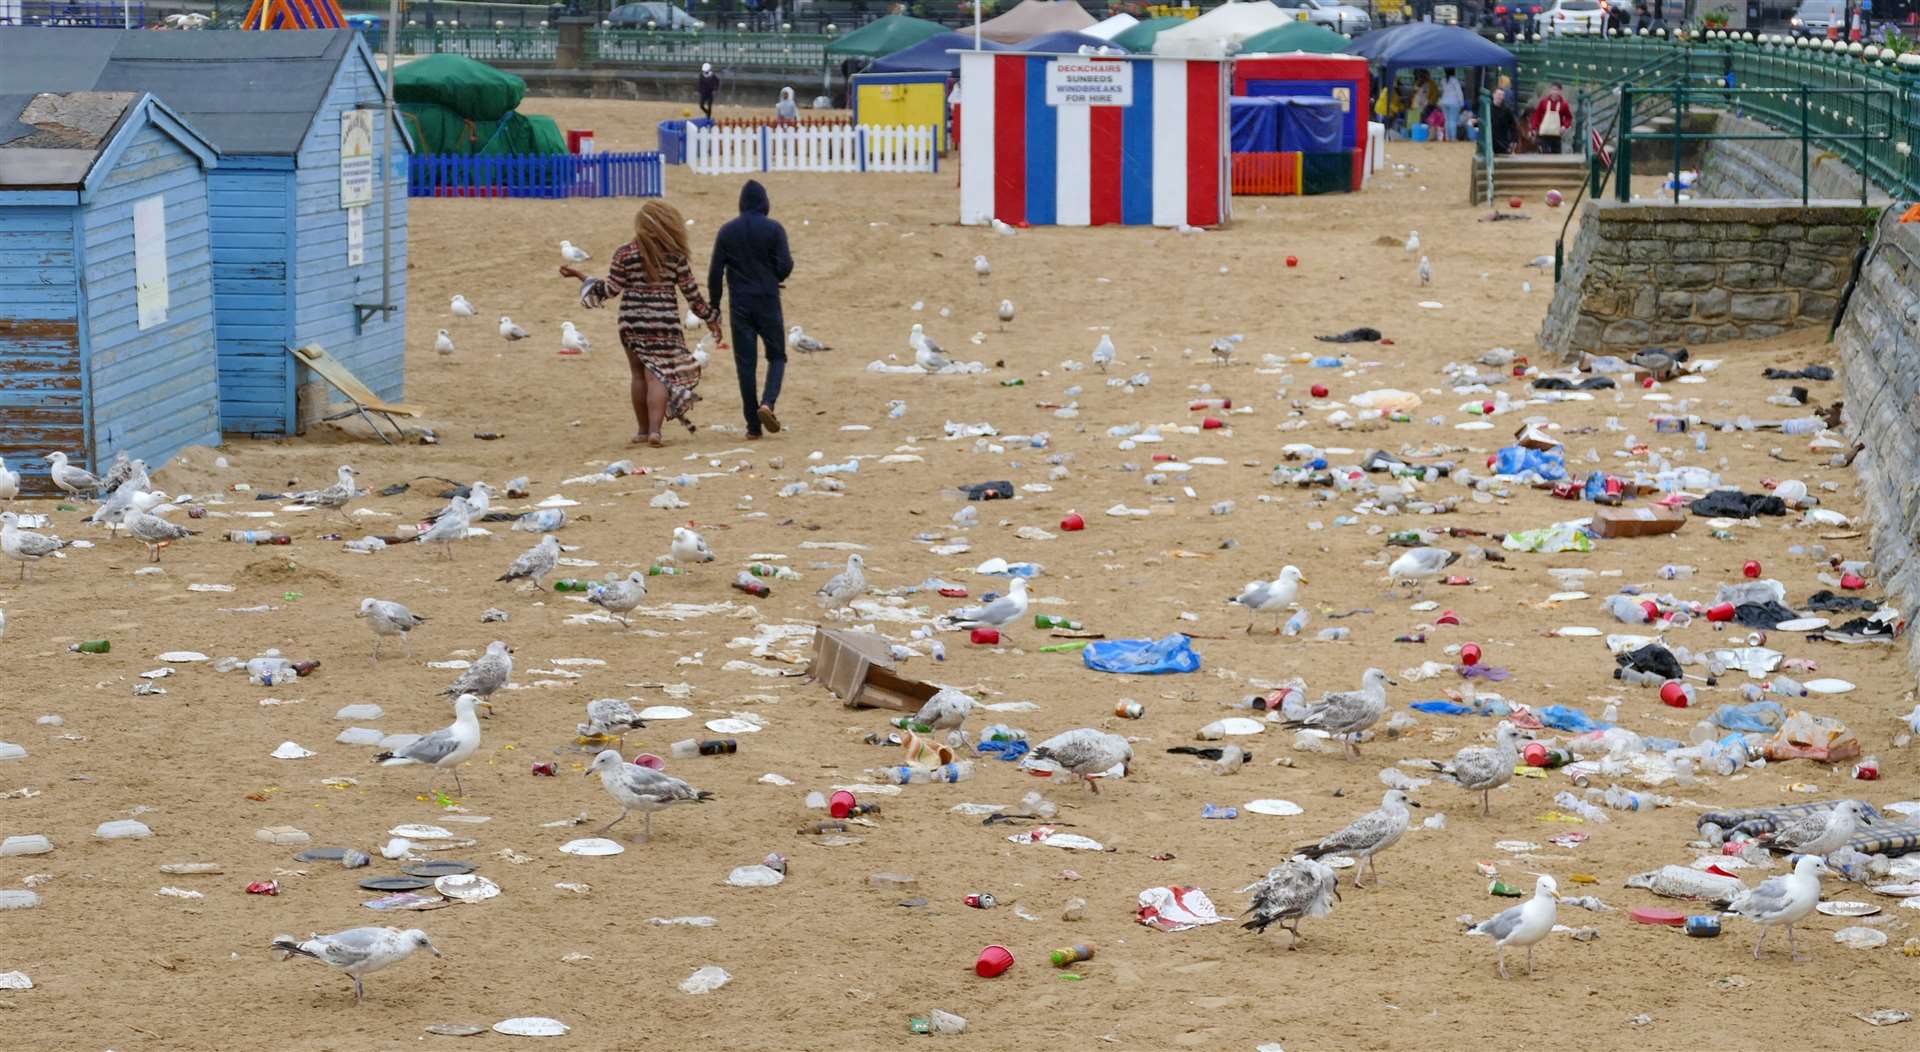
[1617, 644, 1683, 681]
[1315, 327, 1382, 343]
[1689, 489, 1787, 518]
[1734, 601, 1800, 629]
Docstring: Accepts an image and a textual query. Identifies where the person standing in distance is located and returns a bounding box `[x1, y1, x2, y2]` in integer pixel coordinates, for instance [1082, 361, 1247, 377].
[698, 63, 719, 120]
[708, 179, 793, 439]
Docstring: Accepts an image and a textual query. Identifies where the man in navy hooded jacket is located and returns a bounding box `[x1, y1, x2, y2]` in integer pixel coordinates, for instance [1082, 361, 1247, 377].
[708, 179, 794, 439]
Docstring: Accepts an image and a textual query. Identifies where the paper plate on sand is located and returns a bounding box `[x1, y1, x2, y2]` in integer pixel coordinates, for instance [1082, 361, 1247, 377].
[1773, 618, 1829, 632]
[705, 718, 760, 734]
[1418, 301, 1445, 309]
[1322, 856, 1356, 869]
[425, 1025, 488, 1037]
[390, 824, 455, 840]
[158, 651, 208, 662]
[1547, 592, 1589, 602]
[435, 874, 500, 901]
[1804, 678, 1855, 694]
[1245, 799, 1304, 817]
[560, 838, 625, 857]
[1870, 882, 1920, 897]
[1212, 717, 1266, 736]
[638, 706, 692, 720]
[1454, 421, 1494, 430]
[1554, 626, 1602, 637]
[494, 1017, 570, 1037]
[1818, 900, 1879, 917]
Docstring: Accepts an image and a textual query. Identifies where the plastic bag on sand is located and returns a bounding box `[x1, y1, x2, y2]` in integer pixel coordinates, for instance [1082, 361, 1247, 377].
[679, 966, 731, 994]
[1764, 710, 1860, 763]
[1136, 886, 1223, 932]
[1538, 704, 1610, 732]
[1349, 389, 1422, 413]
[1502, 524, 1592, 553]
[1713, 701, 1786, 733]
[1083, 635, 1201, 675]
[726, 864, 785, 887]
[1624, 865, 1745, 904]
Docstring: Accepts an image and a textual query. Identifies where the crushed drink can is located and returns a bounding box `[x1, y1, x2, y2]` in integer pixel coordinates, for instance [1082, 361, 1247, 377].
[246, 880, 279, 896]
[1114, 700, 1144, 719]
[531, 762, 558, 777]
[964, 892, 998, 909]
[1854, 758, 1880, 780]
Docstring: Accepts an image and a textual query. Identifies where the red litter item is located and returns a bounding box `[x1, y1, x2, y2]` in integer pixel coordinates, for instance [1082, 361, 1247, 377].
[1285, 255, 1298, 268]
[1640, 600, 1661, 621]
[1742, 560, 1762, 578]
[1854, 759, 1880, 780]
[1630, 907, 1686, 926]
[632, 753, 665, 770]
[1435, 610, 1461, 626]
[1201, 417, 1224, 430]
[246, 880, 279, 896]
[1059, 513, 1086, 532]
[1444, 575, 1473, 586]
[1642, 376, 1656, 389]
[1459, 642, 1482, 667]
[1705, 864, 1741, 878]
[1841, 572, 1866, 590]
[1508, 196, 1523, 209]
[1151, 452, 1175, 463]
[1310, 384, 1329, 398]
[1550, 481, 1579, 500]
[829, 789, 857, 819]
[1706, 602, 1736, 623]
[970, 628, 1001, 645]
[1188, 398, 1231, 411]
[530, 762, 558, 777]
[1481, 401, 1495, 415]
[1522, 742, 1549, 767]
[1659, 681, 1690, 707]
[975, 944, 1014, 978]
[938, 587, 969, 598]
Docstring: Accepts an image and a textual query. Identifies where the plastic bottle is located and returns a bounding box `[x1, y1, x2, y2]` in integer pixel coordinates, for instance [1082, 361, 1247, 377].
[1317, 627, 1351, 642]
[1616, 667, 1663, 688]
[248, 654, 296, 685]
[647, 564, 682, 576]
[866, 762, 974, 785]
[1603, 785, 1645, 811]
[1050, 944, 1096, 967]
[671, 738, 738, 758]
[1781, 417, 1823, 435]
[1197, 720, 1229, 741]
[1311, 356, 1344, 367]
[930, 641, 947, 662]
[1766, 676, 1808, 698]
[225, 530, 291, 544]
[731, 573, 771, 598]
[1552, 790, 1610, 823]
[1658, 564, 1695, 579]
[1282, 610, 1309, 637]
[69, 639, 110, 654]
[1213, 744, 1245, 774]
[552, 579, 590, 593]
[1034, 614, 1083, 630]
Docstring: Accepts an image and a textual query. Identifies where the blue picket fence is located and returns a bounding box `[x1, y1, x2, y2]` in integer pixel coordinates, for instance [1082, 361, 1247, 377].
[407, 152, 666, 200]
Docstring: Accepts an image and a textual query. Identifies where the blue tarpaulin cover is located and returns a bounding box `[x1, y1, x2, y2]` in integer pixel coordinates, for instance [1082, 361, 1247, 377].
[1082, 634, 1202, 674]
[1230, 94, 1343, 153]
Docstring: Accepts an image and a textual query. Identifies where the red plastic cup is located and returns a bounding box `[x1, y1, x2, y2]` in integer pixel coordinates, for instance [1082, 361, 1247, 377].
[1706, 602, 1735, 623]
[1435, 609, 1460, 626]
[1841, 572, 1866, 590]
[1641, 376, 1656, 389]
[1640, 600, 1661, 622]
[1285, 255, 1299, 268]
[1742, 560, 1761, 579]
[971, 628, 1001, 645]
[1201, 417, 1224, 430]
[829, 789, 857, 819]
[1459, 642, 1482, 666]
[1508, 196, 1523, 209]
[939, 587, 969, 598]
[1481, 401, 1496, 415]
[1522, 742, 1549, 767]
[632, 753, 665, 769]
[1659, 681, 1690, 707]
[1310, 384, 1329, 398]
[975, 944, 1014, 978]
[1059, 514, 1085, 532]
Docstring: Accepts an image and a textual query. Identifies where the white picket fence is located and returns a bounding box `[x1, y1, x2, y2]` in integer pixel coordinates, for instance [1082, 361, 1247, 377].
[686, 124, 939, 175]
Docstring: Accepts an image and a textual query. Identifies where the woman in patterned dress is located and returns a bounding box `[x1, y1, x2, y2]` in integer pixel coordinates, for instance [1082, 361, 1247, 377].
[561, 200, 718, 447]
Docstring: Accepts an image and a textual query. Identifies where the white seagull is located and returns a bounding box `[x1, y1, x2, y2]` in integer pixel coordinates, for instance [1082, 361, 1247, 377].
[944, 576, 1027, 632]
[1766, 800, 1871, 858]
[120, 508, 194, 562]
[910, 324, 950, 374]
[357, 598, 427, 661]
[1028, 727, 1131, 793]
[1730, 854, 1827, 961]
[415, 496, 470, 559]
[450, 294, 477, 317]
[374, 694, 482, 795]
[1280, 668, 1395, 759]
[44, 452, 100, 499]
[560, 321, 591, 355]
[1388, 546, 1460, 590]
[1418, 255, 1433, 286]
[560, 240, 591, 263]
[1091, 335, 1115, 371]
[587, 571, 648, 625]
[1470, 875, 1559, 979]
[271, 927, 442, 1004]
[973, 254, 991, 280]
[1209, 335, 1240, 366]
[1419, 720, 1523, 816]
[1404, 230, 1420, 253]
[499, 315, 529, 341]
[787, 326, 831, 353]
[1240, 859, 1340, 948]
[497, 533, 560, 589]
[434, 329, 456, 357]
[816, 553, 866, 614]
[1294, 789, 1418, 889]
[586, 749, 713, 841]
[670, 526, 714, 564]
[1, 511, 68, 580]
[997, 299, 1015, 328]
[1229, 565, 1308, 634]
[0, 457, 17, 504]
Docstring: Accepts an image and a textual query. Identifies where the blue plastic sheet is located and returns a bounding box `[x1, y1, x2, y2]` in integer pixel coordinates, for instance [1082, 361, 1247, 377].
[1229, 96, 1283, 153]
[1537, 704, 1611, 733]
[1082, 635, 1201, 675]
[1492, 445, 1568, 481]
[1410, 700, 1473, 715]
[1713, 701, 1786, 733]
[1272, 96, 1342, 153]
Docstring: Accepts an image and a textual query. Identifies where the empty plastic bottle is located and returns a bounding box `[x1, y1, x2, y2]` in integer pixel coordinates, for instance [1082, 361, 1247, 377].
[1658, 564, 1696, 580]
[1282, 610, 1310, 637]
[867, 762, 974, 785]
[1767, 676, 1808, 698]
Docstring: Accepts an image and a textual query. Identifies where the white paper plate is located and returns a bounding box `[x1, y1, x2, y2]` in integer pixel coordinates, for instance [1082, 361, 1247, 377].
[1555, 626, 1602, 637]
[493, 1017, 570, 1037]
[389, 824, 455, 840]
[1547, 591, 1589, 602]
[1870, 882, 1920, 897]
[639, 706, 692, 720]
[1409, 600, 1439, 612]
[1212, 717, 1266, 736]
[705, 718, 760, 734]
[1454, 421, 1495, 430]
[1418, 301, 1445, 309]
[1818, 900, 1879, 916]
[270, 741, 315, 759]
[1805, 678, 1855, 694]
[434, 874, 500, 901]
[1774, 618, 1829, 632]
[1495, 840, 1541, 853]
[1245, 799, 1303, 817]
[1322, 855, 1356, 869]
[158, 651, 208, 662]
[560, 838, 625, 857]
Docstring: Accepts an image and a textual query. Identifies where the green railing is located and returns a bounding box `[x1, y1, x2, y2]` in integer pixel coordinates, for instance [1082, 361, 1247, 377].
[377, 27, 832, 70]
[391, 26, 558, 61]
[1615, 85, 1898, 205]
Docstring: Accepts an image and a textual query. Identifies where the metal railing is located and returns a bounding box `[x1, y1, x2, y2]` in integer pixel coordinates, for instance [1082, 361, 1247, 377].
[1615, 85, 1898, 204]
[1, 0, 144, 25]
[360, 25, 833, 69]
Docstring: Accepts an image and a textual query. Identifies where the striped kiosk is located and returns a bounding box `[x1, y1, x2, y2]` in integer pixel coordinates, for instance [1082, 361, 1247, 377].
[958, 51, 1229, 228]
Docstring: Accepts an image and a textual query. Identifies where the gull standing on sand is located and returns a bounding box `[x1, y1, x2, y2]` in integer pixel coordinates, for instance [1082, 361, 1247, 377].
[0, 458, 17, 504]
[1418, 255, 1433, 286]
[1209, 335, 1240, 366]
[943, 576, 1027, 633]
[578, 697, 647, 738]
[45, 451, 100, 499]
[1028, 728, 1131, 794]
[816, 553, 866, 614]
[499, 315, 529, 341]
[1280, 668, 1395, 759]
[497, 533, 560, 589]
[1092, 335, 1115, 371]
[670, 526, 713, 564]
[1730, 854, 1827, 961]
[973, 254, 991, 281]
[434, 329, 456, 358]
[1766, 800, 1871, 858]
[374, 694, 482, 795]
[910, 324, 950, 374]
[560, 321, 591, 355]
[587, 571, 648, 625]
[91, 477, 162, 534]
[997, 300, 1015, 329]
[1294, 789, 1419, 889]
[787, 326, 830, 353]
[358, 598, 427, 660]
[1419, 719, 1522, 815]
[1388, 546, 1459, 590]
[1229, 565, 1307, 634]
[428, 482, 489, 523]
[271, 927, 442, 1004]
[1240, 859, 1340, 947]
[586, 749, 713, 841]
[289, 465, 360, 522]
[442, 641, 512, 711]
[1470, 875, 1559, 979]
[120, 508, 194, 562]
[415, 496, 470, 559]
[1, 511, 68, 580]
[451, 294, 476, 317]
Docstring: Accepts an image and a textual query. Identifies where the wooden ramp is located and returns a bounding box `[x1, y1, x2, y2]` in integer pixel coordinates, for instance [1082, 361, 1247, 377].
[289, 343, 421, 445]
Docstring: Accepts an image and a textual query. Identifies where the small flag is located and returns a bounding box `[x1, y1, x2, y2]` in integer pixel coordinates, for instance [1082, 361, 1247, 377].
[1592, 129, 1616, 171]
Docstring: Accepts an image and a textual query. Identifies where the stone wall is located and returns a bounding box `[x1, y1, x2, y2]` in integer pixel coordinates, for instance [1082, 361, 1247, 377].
[1537, 201, 1877, 359]
[1835, 210, 1920, 675]
[1693, 112, 1887, 205]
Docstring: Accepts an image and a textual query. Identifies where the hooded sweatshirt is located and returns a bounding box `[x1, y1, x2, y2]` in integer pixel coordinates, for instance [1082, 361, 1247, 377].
[708, 179, 793, 313]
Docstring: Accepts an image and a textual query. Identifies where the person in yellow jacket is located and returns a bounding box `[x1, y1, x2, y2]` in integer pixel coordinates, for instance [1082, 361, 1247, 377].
[1374, 75, 1410, 136]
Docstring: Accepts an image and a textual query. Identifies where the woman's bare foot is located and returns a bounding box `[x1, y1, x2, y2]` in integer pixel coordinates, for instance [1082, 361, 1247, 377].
[629, 433, 647, 445]
[647, 433, 664, 448]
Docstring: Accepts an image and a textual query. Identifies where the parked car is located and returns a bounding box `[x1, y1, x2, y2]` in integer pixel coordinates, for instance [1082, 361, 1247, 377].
[1542, 0, 1608, 34]
[1270, 0, 1373, 36]
[607, 3, 704, 29]
[1788, 0, 1844, 35]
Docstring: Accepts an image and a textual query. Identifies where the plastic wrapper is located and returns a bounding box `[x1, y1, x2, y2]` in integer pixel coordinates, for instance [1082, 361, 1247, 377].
[1765, 710, 1861, 763]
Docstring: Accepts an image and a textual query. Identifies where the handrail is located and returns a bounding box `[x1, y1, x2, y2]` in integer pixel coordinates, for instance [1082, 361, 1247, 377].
[1478, 89, 1495, 206]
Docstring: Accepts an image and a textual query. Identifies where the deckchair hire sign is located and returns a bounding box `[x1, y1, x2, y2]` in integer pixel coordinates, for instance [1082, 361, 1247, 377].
[1046, 60, 1132, 107]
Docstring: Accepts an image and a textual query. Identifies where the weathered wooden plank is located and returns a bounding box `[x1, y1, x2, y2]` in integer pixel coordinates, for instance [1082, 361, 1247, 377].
[0, 318, 79, 341]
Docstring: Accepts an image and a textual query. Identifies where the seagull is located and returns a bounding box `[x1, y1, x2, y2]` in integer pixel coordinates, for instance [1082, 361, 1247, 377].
[909, 686, 974, 733]
[98, 451, 136, 493]
[434, 329, 456, 358]
[910, 324, 950, 373]
[997, 300, 1015, 329]
[560, 240, 591, 263]
[357, 598, 426, 661]
[1388, 546, 1460, 590]
[1209, 335, 1240, 366]
[1730, 854, 1827, 961]
[1295, 790, 1419, 889]
[1418, 255, 1433, 286]
[289, 465, 360, 522]
[560, 321, 591, 355]
[1230, 566, 1307, 633]
[991, 218, 1016, 236]
[586, 749, 713, 841]
[270, 927, 442, 1004]
[587, 571, 648, 625]
[374, 694, 482, 795]
[120, 508, 194, 562]
[1028, 727, 1131, 794]
[450, 294, 477, 317]
[0, 458, 17, 504]
[427, 482, 489, 523]
[499, 315, 529, 341]
[1091, 335, 1115, 371]
[497, 533, 560, 589]
[44, 452, 100, 500]
[578, 697, 647, 738]
[1765, 800, 1871, 858]
[441, 641, 511, 711]
[944, 576, 1027, 632]
[1419, 720, 1523, 815]
[415, 496, 470, 559]
[1240, 858, 1340, 948]
[1, 511, 68, 580]
[90, 476, 160, 534]
[787, 326, 831, 353]
[1405, 230, 1420, 253]
[1469, 875, 1559, 979]
[1280, 668, 1395, 759]
[670, 526, 713, 564]
[973, 254, 991, 280]
[1527, 255, 1555, 269]
[816, 553, 866, 614]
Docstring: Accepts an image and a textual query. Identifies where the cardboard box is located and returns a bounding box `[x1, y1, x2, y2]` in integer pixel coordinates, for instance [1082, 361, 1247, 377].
[1592, 505, 1687, 539]
[807, 627, 940, 713]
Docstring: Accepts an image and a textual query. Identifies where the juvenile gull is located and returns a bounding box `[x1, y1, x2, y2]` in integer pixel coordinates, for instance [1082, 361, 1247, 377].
[578, 698, 647, 738]
[1240, 858, 1340, 948]
[1418, 719, 1522, 815]
[1279, 668, 1395, 759]
[943, 576, 1028, 632]
[1028, 728, 1131, 794]
[271, 927, 441, 1004]
[909, 687, 975, 733]
[357, 598, 427, 660]
[670, 526, 713, 564]
[1766, 800, 1871, 858]
[120, 508, 194, 562]
[289, 465, 361, 522]
[1388, 546, 1459, 589]
[587, 571, 648, 625]
[816, 553, 866, 614]
[90, 476, 162, 534]
[1730, 854, 1826, 960]
[1, 511, 68, 580]
[434, 329, 456, 357]
[1469, 875, 1559, 979]
[1229, 565, 1308, 634]
[375, 695, 482, 794]
[442, 640, 512, 711]
[1294, 789, 1419, 889]
[586, 748, 712, 841]
[44, 451, 100, 500]
[415, 496, 470, 559]
[497, 534, 560, 589]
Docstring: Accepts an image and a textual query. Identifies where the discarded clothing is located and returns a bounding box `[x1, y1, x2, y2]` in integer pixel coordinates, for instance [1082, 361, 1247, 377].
[1689, 489, 1787, 519]
[1803, 589, 1879, 613]
[1531, 375, 1615, 390]
[1314, 327, 1382, 343]
[1761, 364, 1834, 381]
[1734, 600, 1800, 629]
[1617, 644, 1683, 681]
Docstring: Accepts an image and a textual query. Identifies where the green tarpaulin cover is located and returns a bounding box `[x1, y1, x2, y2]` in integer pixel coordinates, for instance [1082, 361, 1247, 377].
[825, 14, 947, 58]
[393, 54, 526, 122]
[1241, 21, 1352, 55]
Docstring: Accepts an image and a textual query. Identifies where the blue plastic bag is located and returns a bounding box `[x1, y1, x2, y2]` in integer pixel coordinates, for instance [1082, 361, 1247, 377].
[1492, 445, 1568, 481]
[976, 739, 1031, 762]
[1082, 635, 1202, 675]
[1410, 700, 1474, 715]
[1537, 704, 1611, 733]
[1712, 700, 1786, 733]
